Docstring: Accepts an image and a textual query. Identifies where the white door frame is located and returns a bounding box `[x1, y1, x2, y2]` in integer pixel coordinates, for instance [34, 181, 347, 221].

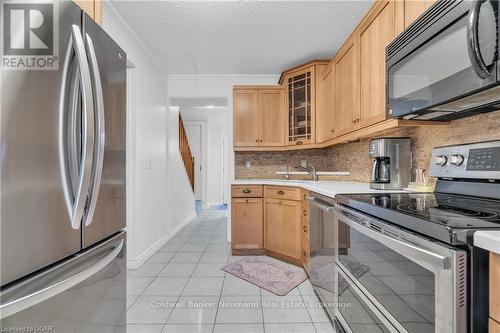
[184, 120, 207, 204]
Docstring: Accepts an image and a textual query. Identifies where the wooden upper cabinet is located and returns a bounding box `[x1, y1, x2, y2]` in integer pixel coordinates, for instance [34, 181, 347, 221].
[259, 89, 285, 147]
[359, 0, 396, 128]
[233, 89, 260, 147]
[73, 0, 102, 25]
[285, 67, 315, 146]
[316, 64, 336, 143]
[404, 0, 435, 28]
[334, 37, 360, 136]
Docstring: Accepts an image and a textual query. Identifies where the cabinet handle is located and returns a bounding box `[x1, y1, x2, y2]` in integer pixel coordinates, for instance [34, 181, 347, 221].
[277, 190, 285, 195]
[303, 210, 308, 217]
[302, 225, 308, 233]
[303, 251, 308, 257]
[296, 141, 303, 145]
[330, 129, 335, 134]
[243, 189, 251, 194]
[356, 118, 360, 124]
[255, 139, 259, 143]
[260, 139, 263, 143]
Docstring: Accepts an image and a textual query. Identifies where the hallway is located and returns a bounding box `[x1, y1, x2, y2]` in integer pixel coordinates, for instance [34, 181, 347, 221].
[126, 209, 334, 333]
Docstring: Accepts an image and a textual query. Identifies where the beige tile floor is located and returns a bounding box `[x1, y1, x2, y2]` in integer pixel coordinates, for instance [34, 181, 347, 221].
[126, 209, 336, 333]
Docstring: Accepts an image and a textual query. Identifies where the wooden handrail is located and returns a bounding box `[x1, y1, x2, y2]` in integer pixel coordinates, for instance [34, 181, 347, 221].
[179, 114, 195, 191]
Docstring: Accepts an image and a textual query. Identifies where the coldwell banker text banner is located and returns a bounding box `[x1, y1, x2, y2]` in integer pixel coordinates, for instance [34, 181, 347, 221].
[1, 0, 59, 70]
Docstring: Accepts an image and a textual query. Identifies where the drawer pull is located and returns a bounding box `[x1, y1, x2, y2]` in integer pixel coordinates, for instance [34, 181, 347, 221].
[277, 190, 285, 195]
[303, 210, 308, 217]
[242, 189, 251, 194]
[303, 225, 308, 233]
[303, 251, 308, 257]
[296, 141, 303, 145]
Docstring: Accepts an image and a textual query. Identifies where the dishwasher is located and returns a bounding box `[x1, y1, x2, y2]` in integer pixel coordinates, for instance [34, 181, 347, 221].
[308, 193, 339, 323]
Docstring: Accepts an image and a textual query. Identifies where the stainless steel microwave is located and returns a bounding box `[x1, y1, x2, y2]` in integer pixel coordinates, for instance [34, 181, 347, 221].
[386, 0, 499, 121]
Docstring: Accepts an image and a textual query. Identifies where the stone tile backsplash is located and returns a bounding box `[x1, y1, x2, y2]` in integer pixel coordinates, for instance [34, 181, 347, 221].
[235, 112, 500, 182]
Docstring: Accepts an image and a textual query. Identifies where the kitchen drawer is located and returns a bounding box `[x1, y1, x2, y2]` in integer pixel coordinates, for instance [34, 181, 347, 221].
[264, 185, 301, 201]
[301, 219, 309, 240]
[490, 318, 500, 333]
[491, 252, 500, 322]
[301, 234, 310, 273]
[301, 202, 309, 219]
[232, 185, 263, 198]
[301, 189, 310, 204]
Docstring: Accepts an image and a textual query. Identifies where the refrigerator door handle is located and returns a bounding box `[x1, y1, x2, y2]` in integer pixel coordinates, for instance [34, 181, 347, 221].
[84, 33, 105, 227]
[59, 25, 95, 230]
[0, 239, 123, 319]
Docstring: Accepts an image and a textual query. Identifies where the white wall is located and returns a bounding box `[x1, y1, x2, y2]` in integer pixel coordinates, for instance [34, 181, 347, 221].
[206, 120, 227, 206]
[104, 3, 195, 268]
[166, 106, 196, 233]
[167, 75, 280, 238]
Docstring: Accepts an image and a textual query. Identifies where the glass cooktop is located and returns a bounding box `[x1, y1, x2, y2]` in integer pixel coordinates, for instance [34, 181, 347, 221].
[336, 192, 500, 244]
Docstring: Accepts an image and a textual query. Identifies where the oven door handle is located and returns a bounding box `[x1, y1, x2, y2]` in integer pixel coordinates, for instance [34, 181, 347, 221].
[337, 209, 449, 271]
[308, 196, 335, 213]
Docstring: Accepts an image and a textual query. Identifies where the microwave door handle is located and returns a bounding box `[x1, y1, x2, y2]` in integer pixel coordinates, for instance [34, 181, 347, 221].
[339, 212, 449, 271]
[467, 0, 492, 79]
[84, 33, 105, 227]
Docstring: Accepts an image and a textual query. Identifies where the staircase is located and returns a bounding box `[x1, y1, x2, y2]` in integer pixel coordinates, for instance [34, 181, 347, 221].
[179, 114, 195, 191]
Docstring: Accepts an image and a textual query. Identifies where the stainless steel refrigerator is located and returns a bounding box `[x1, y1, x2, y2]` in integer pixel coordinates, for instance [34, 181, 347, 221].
[0, 1, 126, 332]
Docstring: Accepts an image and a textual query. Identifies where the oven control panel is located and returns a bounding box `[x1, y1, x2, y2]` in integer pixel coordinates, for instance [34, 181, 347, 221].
[429, 141, 500, 179]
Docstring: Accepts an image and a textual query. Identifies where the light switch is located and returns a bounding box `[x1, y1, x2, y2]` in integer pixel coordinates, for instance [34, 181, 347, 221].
[145, 158, 152, 169]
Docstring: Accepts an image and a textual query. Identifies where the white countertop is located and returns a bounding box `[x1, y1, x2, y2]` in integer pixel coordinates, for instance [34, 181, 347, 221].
[474, 231, 500, 255]
[232, 179, 408, 198]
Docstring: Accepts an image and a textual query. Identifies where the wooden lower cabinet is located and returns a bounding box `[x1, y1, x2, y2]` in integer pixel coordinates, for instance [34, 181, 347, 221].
[491, 252, 500, 324]
[264, 198, 302, 261]
[231, 197, 263, 252]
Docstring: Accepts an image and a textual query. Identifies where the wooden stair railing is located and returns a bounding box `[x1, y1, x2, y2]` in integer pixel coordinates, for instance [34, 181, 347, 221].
[179, 115, 195, 191]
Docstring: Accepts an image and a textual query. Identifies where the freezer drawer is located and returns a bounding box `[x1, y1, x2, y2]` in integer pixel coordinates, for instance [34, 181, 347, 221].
[0, 232, 126, 333]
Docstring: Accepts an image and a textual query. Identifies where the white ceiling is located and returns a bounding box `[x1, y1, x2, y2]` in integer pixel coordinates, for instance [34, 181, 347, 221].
[172, 97, 228, 122]
[111, 1, 373, 74]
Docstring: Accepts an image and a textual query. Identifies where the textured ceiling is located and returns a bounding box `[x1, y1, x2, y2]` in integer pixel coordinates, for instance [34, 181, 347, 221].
[111, 1, 373, 74]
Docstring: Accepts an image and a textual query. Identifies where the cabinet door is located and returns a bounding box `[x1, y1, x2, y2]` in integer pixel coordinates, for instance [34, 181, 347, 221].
[264, 198, 301, 259]
[359, 0, 395, 128]
[316, 65, 335, 142]
[334, 38, 360, 136]
[285, 68, 315, 146]
[233, 90, 259, 147]
[404, 0, 435, 28]
[231, 198, 263, 250]
[259, 89, 285, 147]
[73, 0, 102, 25]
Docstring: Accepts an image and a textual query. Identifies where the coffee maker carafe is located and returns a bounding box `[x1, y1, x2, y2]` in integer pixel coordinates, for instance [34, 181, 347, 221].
[369, 138, 411, 190]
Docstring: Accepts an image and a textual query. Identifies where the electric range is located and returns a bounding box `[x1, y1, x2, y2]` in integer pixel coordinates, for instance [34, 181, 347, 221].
[318, 140, 500, 333]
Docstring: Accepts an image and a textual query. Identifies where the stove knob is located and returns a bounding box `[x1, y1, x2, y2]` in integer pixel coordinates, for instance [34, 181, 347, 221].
[450, 154, 464, 166]
[434, 155, 448, 166]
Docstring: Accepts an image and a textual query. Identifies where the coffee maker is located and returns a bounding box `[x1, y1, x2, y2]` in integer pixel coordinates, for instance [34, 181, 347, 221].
[369, 138, 411, 190]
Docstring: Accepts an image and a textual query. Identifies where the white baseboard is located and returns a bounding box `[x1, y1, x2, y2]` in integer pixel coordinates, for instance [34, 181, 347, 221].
[127, 211, 197, 269]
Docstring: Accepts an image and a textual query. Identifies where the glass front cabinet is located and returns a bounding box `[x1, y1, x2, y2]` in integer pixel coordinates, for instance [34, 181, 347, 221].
[281, 62, 328, 147]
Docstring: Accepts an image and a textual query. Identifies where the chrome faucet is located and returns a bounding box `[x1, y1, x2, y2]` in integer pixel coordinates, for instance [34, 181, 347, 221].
[300, 160, 318, 181]
[282, 165, 292, 180]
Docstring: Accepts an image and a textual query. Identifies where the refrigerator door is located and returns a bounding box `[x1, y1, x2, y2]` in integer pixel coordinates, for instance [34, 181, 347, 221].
[0, 232, 126, 333]
[82, 15, 126, 248]
[0, 1, 87, 286]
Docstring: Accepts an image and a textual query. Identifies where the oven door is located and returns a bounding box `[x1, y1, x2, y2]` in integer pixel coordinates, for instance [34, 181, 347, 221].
[334, 205, 467, 333]
[387, 0, 499, 120]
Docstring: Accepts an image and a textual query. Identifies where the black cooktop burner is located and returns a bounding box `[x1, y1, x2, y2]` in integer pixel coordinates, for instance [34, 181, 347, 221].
[336, 192, 500, 244]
